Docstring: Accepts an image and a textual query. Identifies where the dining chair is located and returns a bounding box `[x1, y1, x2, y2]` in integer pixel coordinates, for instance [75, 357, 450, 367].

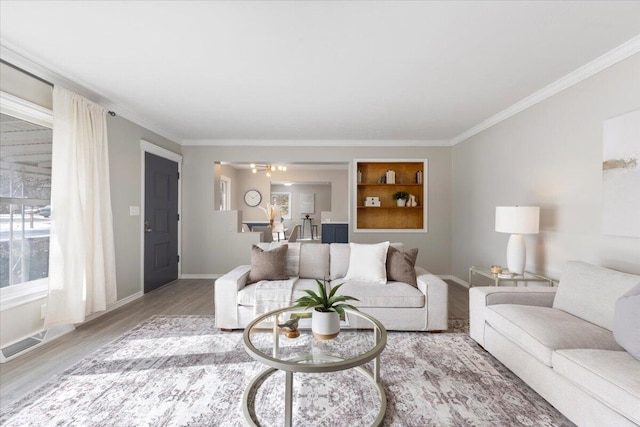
[287, 224, 300, 243]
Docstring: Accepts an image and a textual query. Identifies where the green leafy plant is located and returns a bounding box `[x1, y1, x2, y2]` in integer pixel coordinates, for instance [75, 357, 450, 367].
[293, 279, 359, 317]
[393, 191, 410, 201]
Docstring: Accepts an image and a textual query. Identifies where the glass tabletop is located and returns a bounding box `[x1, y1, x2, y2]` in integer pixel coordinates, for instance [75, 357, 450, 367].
[243, 306, 387, 374]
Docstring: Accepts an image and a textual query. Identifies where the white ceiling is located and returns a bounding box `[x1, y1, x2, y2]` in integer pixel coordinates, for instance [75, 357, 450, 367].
[1, 1, 639, 144]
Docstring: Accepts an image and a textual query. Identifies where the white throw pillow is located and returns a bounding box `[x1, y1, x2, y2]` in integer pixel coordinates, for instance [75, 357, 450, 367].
[343, 242, 390, 284]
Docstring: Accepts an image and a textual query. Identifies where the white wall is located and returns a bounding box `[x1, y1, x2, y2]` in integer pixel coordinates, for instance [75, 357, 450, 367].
[181, 145, 452, 276]
[0, 65, 182, 347]
[452, 53, 640, 281]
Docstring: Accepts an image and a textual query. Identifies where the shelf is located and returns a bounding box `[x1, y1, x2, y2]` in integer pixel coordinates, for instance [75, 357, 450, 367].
[357, 206, 422, 209]
[357, 183, 422, 186]
[354, 159, 427, 232]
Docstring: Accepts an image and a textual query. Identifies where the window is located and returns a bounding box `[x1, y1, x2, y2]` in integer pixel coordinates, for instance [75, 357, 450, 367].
[0, 94, 53, 303]
[271, 192, 291, 219]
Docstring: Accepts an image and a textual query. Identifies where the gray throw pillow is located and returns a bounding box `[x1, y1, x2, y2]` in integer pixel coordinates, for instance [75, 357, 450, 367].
[386, 246, 419, 287]
[247, 244, 289, 284]
[613, 282, 640, 361]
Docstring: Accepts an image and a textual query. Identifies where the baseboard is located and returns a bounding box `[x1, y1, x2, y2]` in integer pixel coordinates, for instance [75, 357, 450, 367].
[180, 274, 221, 279]
[438, 275, 470, 288]
[0, 324, 74, 363]
[83, 291, 143, 323]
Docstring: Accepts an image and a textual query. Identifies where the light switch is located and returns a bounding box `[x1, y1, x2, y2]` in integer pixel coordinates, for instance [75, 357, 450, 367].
[129, 206, 140, 216]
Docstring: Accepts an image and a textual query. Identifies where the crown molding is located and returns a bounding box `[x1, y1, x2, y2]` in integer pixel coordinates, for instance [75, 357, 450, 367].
[0, 41, 182, 143]
[450, 34, 640, 146]
[181, 139, 451, 147]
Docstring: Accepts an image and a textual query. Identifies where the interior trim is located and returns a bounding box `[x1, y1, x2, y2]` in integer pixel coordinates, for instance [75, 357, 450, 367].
[139, 140, 183, 294]
[181, 139, 451, 147]
[450, 35, 640, 146]
[0, 42, 181, 143]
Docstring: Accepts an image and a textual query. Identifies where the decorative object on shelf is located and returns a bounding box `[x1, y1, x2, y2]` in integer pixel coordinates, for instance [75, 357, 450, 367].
[365, 196, 381, 207]
[250, 163, 287, 177]
[407, 194, 417, 207]
[393, 191, 410, 207]
[276, 317, 300, 339]
[259, 203, 281, 226]
[416, 170, 423, 184]
[495, 206, 540, 275]
[386, 169, 396, 184]
[244, 189, 262, 207]
[357, 169, 362, 184]
[293, 279, 359, 340]
[490, 265, 503, 274]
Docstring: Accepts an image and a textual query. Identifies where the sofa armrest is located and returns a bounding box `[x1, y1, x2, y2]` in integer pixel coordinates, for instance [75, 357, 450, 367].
[215, 265, 251, 329]
[469, 286, 557, 347]
[416, 267, 448, 331]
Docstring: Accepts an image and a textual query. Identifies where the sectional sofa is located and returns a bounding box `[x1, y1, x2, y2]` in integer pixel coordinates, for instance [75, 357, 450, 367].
[215, 242, 448, 331]
[470, 261, 640, 426]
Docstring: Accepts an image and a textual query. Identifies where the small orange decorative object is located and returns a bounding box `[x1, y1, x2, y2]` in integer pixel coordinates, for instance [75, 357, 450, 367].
[490, 265, 503, 274]
[285, 330, 300, 339]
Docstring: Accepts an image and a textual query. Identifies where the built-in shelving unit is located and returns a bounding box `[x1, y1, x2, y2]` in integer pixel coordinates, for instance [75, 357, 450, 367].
[353, 159, 427, 232]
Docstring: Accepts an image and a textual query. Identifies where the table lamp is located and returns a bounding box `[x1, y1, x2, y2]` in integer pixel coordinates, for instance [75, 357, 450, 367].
[495, 206, 540, 274]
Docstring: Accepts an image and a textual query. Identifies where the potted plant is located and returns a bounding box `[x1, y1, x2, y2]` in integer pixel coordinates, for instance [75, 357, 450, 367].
[393, 191, 410, 207]
[293, 279, 359, 340]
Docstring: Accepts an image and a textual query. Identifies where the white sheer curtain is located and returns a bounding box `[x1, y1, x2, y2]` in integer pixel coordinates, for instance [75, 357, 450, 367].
[44, 86, 117, 328]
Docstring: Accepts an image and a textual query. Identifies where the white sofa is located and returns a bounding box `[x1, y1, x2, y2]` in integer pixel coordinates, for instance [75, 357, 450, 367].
[215, 242, 448, 331]
[470, 261, 640, 427]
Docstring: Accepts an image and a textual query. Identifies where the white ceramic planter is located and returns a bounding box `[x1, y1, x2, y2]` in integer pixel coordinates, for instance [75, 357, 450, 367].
[396, 199, 407, 207]
[312, 310, 340, 340]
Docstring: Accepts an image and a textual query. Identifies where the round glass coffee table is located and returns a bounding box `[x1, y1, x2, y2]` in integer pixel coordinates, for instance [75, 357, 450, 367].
[242, 307, 387, 427]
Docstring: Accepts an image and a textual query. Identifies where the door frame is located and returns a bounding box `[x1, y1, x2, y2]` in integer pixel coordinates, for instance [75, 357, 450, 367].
[140, 140, 183, 292]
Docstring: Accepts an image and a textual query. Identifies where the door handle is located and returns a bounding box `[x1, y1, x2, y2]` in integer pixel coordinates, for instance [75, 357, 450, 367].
[144, 220, 153, 234]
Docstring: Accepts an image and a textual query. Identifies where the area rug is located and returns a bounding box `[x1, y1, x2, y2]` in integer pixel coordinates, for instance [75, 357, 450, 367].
[0, 316, 573, 426]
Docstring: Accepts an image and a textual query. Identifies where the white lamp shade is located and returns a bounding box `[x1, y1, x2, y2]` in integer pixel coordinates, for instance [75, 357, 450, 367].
[495, 206, 540, 234]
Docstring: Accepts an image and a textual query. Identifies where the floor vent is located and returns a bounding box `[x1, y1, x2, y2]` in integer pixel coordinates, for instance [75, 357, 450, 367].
[1, 326, 73, 363]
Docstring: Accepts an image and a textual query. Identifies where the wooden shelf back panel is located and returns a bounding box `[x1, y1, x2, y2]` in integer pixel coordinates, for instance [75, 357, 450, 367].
[356, 207, 424, 229]
[358, 162, 423, 185]
[357, 185, 422, 208]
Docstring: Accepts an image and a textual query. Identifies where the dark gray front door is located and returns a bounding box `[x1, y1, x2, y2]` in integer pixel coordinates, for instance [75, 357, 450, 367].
[144, 152, 179, 293]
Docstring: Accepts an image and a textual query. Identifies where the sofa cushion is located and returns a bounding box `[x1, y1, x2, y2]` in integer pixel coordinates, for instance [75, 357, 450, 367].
[386, 246, 418, 287]
[485, 304, 622, 367]
[329, 242, 405, 280]
[329, 243, 350, 280]
[344, 242, 390, 284]
[613, 282, 640, 361]
[335, 280, 424, 308]
[247, 244, 289, 284]
[257, 242, 300, 277]
[552, 349, 640, 425]
[238, 278, 318, 306]
[299, 244, 330, 280]
[553, 261, 640, 330]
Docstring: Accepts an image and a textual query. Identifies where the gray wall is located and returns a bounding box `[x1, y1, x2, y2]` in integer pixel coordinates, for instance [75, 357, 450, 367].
[271, 182, 332, 234]
[452, 53, 640, 281]
[0, 65, 181, 346]
[181, 146, 452, 275]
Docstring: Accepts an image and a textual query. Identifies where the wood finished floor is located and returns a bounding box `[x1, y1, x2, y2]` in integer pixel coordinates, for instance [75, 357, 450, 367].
[0, 279, 468, 409]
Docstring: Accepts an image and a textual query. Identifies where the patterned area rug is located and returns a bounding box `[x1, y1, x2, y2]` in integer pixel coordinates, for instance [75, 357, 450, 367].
[0, 316, 573, 426]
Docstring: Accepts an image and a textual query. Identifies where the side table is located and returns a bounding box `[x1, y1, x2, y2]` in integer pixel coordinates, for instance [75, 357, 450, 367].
[469, 266, 554, 287]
